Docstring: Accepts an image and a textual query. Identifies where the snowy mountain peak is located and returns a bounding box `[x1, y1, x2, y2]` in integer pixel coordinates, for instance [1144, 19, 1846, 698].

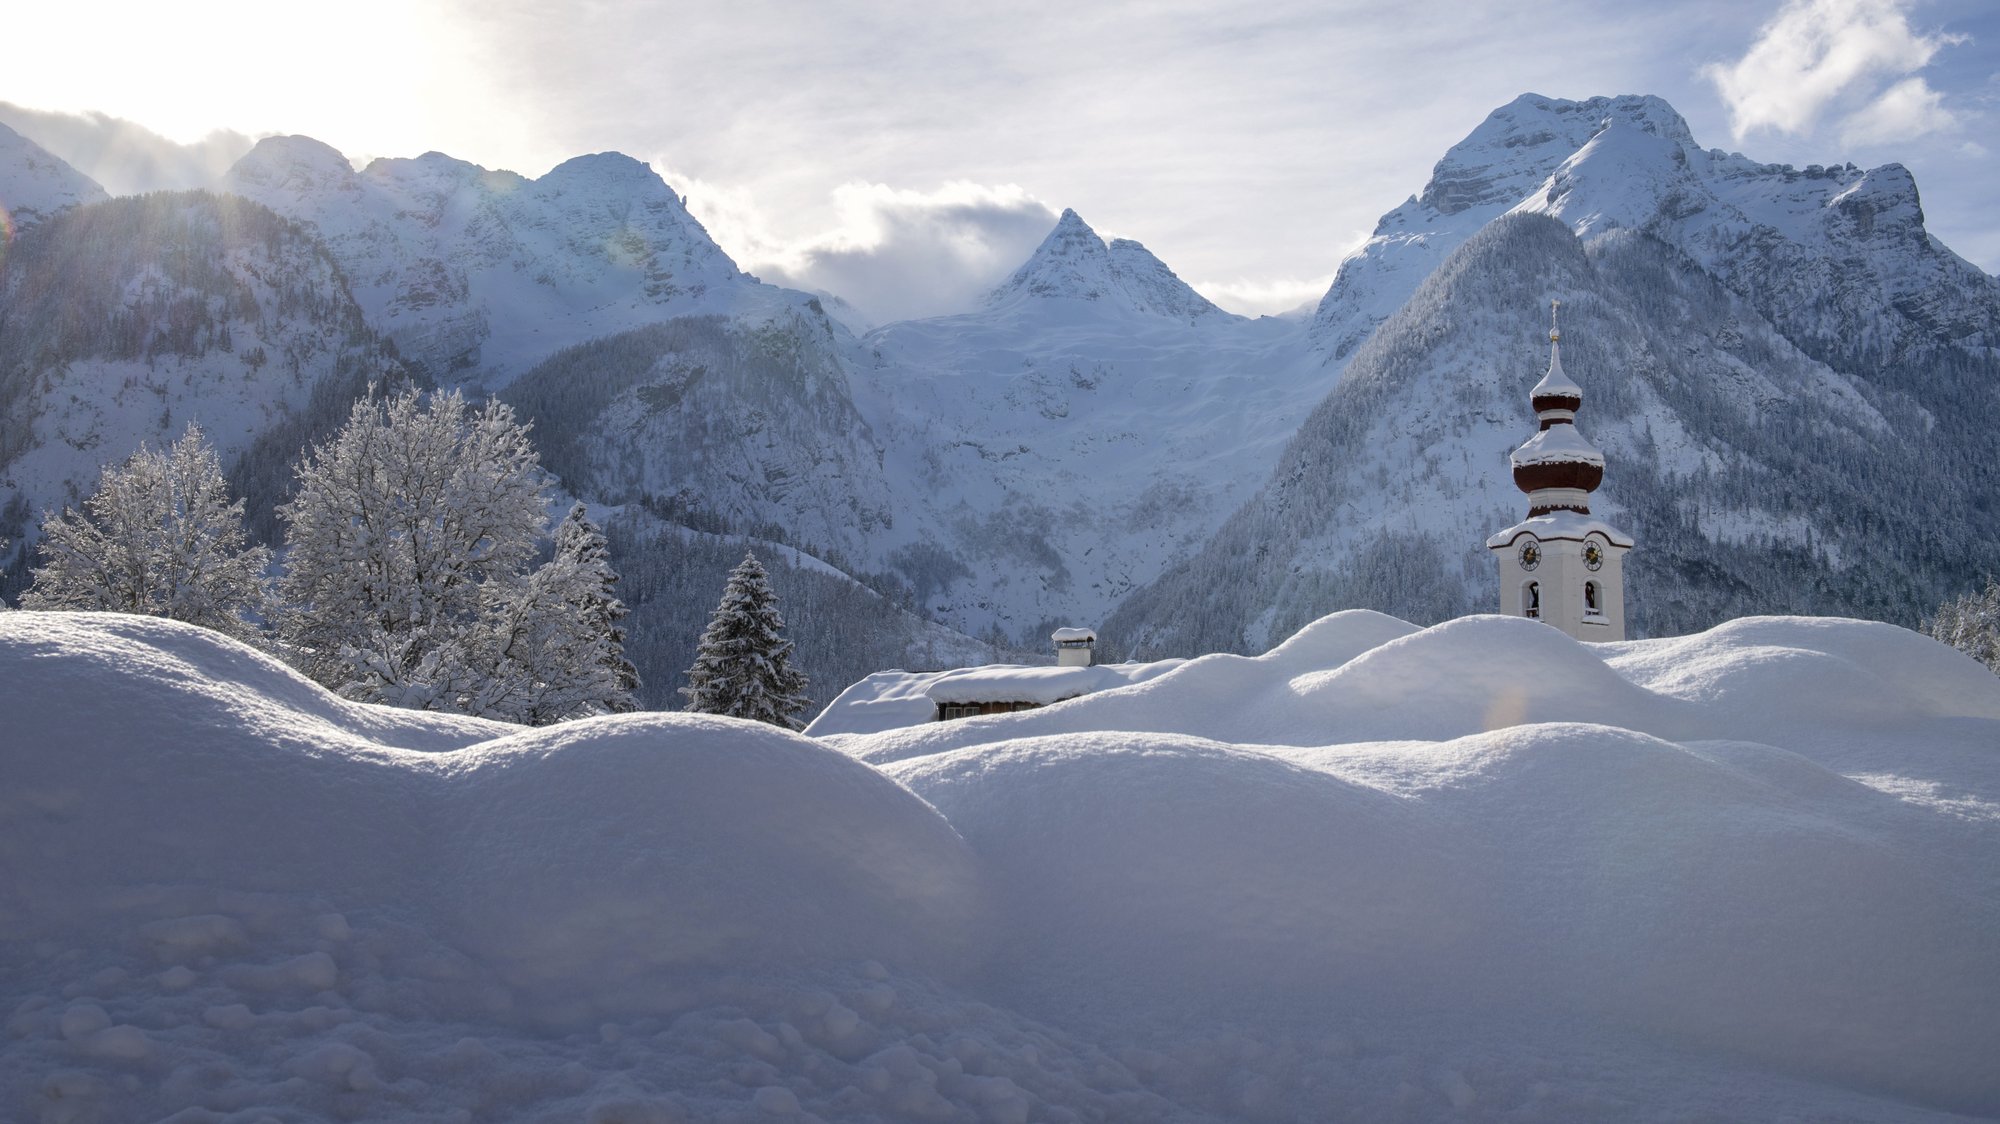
[0, 121, 108, 227]
[1307, 90, 1999, 367]
[986, 209, 1223, 320]
[227, 135, 361, 197]
[223, 139, 774, 384]
[542, 150, 665, 188]
[1508, 115, 1699, 237]
[1420, 93, 1698, 220]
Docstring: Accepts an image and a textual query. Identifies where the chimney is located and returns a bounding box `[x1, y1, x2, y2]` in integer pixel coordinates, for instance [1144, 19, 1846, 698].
[1051, 626, 1096, 667]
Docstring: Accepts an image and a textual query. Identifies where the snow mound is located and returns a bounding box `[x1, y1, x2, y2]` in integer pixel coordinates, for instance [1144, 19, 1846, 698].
[1607, 614, 2000, 723]
[1, 612, 985, 1028]
[7, 609, 2000, 1119]
[1288, 614, 1682, 741]
[438, 715, 987, 1020]
[885, 721, 2000, 1111]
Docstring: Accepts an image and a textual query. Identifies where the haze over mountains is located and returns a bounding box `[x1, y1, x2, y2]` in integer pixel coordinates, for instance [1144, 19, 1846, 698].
[2, 92, 1995, 699]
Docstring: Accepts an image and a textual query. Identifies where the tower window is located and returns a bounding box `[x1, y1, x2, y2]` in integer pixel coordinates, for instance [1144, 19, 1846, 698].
[1584, 581, 1602, 616]
[1524, 581, 1541, 619]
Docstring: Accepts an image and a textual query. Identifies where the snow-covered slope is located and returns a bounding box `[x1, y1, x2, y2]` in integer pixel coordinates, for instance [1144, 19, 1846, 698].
[504, 313, 899, 563]
[0, 121, 106, 228]
[848, 210, 1329, 639]
[5, 609, 1997, 1121]
[224, 137, 810, 384]
[0, 191, 398, 576]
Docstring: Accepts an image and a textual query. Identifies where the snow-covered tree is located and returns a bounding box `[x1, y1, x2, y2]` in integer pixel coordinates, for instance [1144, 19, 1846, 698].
[276, 386, 548, 703]
[680, 551, 811, 729]
[23, 425, 270, 643]
[486, 503, 641, 724]
[1926, 578, 2000, 675]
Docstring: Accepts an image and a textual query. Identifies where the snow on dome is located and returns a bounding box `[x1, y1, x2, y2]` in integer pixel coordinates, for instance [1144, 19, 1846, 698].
[1487, 508, 1635, 548]
[1510, 420, 1605, 467]
[1530, 337, 1584, 400]
[1051, 626, 1097, 644]
[7, 608, 2000, 1119]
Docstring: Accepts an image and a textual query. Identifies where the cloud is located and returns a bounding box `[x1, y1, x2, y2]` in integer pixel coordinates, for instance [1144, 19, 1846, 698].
[671, 178, 1060, 328]
[0, 103, 256, 196]
[1840, 75, 1960, 144]
[1190, 275, 1336, 319]
[1705, 0, 1966, 141]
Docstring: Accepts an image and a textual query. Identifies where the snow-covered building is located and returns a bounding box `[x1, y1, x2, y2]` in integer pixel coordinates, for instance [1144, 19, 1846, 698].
[805, 627, 1182, 736]
[1487, 302, 1632, 641]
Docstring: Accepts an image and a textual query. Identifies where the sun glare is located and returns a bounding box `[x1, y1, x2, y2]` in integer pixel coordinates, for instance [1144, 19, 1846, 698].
[12, 1, 530, 169]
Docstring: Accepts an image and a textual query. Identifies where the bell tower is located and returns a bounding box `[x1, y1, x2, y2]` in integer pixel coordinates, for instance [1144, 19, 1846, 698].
[1487, 301, 1633, 641]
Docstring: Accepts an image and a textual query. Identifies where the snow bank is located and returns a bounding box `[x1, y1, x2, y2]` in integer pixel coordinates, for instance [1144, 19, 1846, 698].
[885, 719, 2000, 1112]
[436, 715, 988, 1020]
[5, 608, 1999, 1120]
[2, 612, 986, 1024]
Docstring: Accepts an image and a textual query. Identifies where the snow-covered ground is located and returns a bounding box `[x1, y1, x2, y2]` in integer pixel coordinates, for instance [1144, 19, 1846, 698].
[5, 609, 1998, 1122]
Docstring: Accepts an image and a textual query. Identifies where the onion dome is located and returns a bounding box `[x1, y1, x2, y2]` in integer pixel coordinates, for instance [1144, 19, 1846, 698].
[1511, 300, 1605, 514]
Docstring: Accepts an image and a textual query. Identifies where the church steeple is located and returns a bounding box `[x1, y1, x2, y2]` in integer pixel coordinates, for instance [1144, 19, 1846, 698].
[1510, 300, 1607, 516]
[1487, 301, 1634, 641]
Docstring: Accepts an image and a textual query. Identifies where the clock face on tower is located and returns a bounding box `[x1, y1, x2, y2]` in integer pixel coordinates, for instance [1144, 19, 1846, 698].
[1518, 539, 1541, 571]
[1583, 541, 1604, 571]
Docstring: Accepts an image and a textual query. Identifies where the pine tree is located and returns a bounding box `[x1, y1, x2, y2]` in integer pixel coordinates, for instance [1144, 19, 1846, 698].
[1925, 578, 2000, 675]
[680, 551, 811, 729]
[23, 425, 270, 644]
[276, 386, 548, 705]
[488, 504, 641, 724]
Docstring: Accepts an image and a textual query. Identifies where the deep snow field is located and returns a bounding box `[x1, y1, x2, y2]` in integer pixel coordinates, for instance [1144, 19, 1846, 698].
[4, 610, 1998, 1123]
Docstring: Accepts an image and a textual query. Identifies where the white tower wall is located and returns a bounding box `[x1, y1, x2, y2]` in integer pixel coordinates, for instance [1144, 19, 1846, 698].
[1490, 528, 1628, 642]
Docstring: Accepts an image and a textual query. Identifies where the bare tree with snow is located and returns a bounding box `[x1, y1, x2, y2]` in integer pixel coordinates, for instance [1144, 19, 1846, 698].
[276, 386, 548, 708]
[681, 551, 811, 729]
[23, 425, 270, 644]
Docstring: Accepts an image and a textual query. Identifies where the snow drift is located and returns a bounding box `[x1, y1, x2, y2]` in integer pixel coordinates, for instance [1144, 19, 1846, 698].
[4, 608, 1998, 1121]
[2, 613, 987, 1014]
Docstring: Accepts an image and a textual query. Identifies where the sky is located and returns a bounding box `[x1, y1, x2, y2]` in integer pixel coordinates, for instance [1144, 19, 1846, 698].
[6, 0, 1995, 322]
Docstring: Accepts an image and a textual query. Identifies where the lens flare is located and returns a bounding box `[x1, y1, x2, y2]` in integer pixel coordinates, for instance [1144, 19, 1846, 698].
[1481, 686, 1530, 732]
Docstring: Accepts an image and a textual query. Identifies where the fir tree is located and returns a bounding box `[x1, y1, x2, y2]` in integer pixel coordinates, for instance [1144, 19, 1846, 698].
[23, 425, 270, 644]
[680, 551, 811, 729]
[1925, 578, 2000, 675]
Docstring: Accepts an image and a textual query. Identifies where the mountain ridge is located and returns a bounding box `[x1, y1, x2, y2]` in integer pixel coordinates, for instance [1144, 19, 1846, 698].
[3, 90, 1997, 672]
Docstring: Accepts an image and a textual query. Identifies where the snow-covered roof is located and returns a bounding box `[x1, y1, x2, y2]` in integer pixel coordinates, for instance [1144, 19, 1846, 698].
[1510, 422, 1604, 467]
[1487, 509, 1635, 548]
[1051, 627, 1097, 645]
[806, 657, 1184, 736]
[928, 665, 1118, 705]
